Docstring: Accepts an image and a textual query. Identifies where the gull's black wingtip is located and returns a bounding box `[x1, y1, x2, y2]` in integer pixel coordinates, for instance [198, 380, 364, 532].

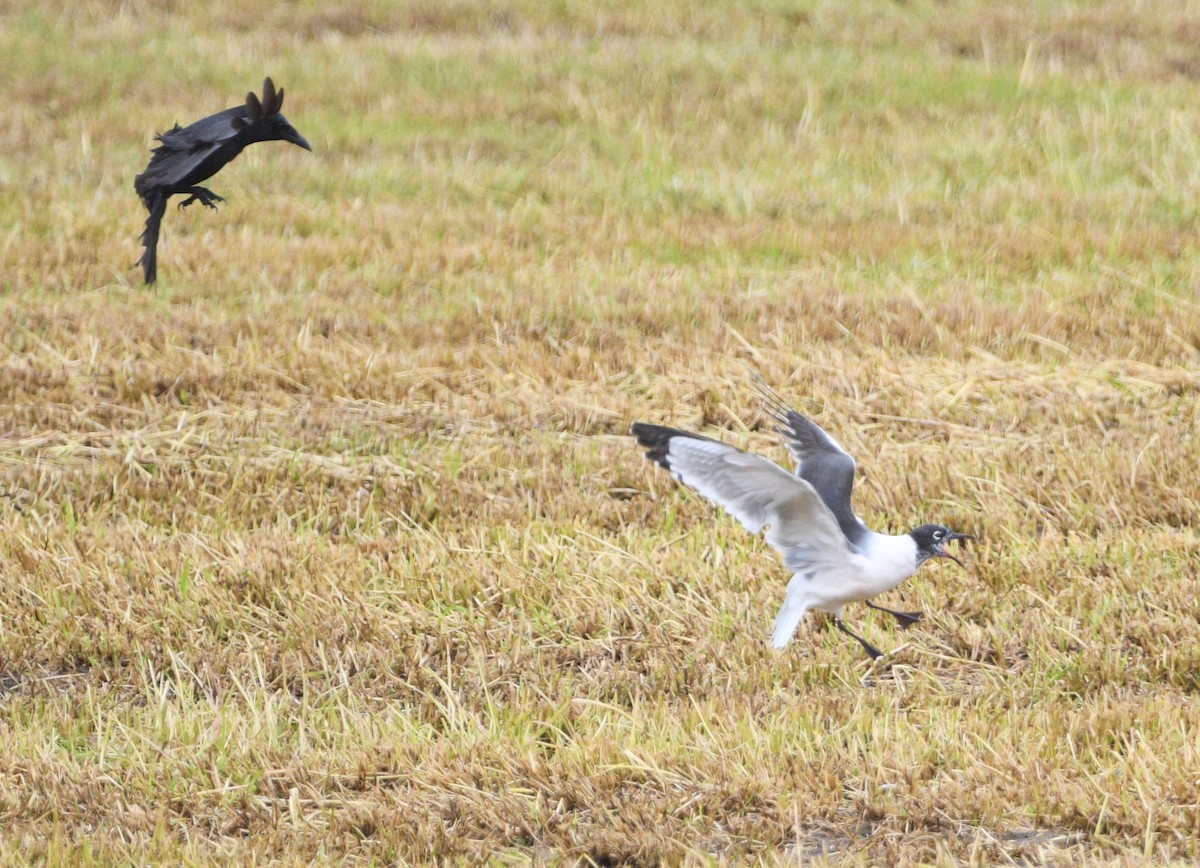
[744, 368, 804, 429]
[631, 422, 714, 470]
[630, 422, 675, 469]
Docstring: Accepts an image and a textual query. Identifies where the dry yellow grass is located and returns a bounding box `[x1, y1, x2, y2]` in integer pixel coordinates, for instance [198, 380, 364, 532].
[1, 0, 1200, 863]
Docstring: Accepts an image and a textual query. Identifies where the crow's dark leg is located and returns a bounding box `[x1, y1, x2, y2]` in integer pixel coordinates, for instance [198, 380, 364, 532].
[835, 618, 884, 660]
[177, 187, 225, 210]
[866, 601, 924, 629]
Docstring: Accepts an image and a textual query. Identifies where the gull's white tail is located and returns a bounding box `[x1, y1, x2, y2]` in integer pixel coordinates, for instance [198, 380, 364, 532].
[771, 575, 811, 650]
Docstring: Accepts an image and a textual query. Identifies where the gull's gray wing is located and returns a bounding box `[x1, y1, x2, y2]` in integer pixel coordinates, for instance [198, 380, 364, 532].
[751, 380, 869, 547]
[631, 423, 857, 571]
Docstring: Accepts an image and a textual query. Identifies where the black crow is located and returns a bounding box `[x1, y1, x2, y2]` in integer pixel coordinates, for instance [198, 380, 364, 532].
[134, 77, 312, 284]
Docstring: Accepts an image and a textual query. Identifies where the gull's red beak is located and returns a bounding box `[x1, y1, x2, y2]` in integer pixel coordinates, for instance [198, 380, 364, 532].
[939, 532, 974, 568]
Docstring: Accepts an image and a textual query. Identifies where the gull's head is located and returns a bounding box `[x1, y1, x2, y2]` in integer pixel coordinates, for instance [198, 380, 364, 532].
[909, 524, 973, 568]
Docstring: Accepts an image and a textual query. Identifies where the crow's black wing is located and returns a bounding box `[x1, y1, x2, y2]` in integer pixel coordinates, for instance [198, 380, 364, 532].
[135, 106, 248, 196]
[154, 107, 246, 149]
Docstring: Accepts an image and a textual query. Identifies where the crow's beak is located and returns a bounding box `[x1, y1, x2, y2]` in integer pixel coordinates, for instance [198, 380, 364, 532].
[284, 127, 312, 151]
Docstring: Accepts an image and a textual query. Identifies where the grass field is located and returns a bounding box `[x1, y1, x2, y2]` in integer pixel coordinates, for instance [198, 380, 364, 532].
[2, 0, 1200, 862]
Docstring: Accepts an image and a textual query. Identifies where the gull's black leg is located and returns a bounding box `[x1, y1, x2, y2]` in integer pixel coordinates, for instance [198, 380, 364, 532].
[866, 601, 924, 629]
[835, 618, 885, 660]
[178, 187, 225, 210]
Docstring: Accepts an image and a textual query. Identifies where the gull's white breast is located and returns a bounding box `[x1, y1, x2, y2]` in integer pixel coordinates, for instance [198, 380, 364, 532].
[805, 532, 919, 610]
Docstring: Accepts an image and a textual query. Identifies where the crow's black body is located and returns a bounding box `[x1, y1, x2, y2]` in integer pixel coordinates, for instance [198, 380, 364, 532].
[135, 77, 311, 284]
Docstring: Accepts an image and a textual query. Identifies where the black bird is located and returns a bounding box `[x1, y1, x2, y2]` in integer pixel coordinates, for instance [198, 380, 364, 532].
[134, 77, 312, 284]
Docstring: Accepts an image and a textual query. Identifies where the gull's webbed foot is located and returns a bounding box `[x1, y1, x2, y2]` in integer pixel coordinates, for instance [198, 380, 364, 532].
[835, 618, 885, 660]
[866, 601, 924, 630]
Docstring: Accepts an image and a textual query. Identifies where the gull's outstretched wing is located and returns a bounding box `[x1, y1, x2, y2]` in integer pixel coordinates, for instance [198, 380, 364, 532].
[631, 423, 856, 571]
[750, 377, 869, 548]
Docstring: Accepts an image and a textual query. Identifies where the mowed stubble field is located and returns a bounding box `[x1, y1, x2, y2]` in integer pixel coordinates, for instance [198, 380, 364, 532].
[2, 0, 1200, 863]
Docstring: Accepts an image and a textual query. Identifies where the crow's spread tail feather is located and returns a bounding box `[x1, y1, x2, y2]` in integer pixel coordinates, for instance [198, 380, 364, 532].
[138, 194, 167, 285]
